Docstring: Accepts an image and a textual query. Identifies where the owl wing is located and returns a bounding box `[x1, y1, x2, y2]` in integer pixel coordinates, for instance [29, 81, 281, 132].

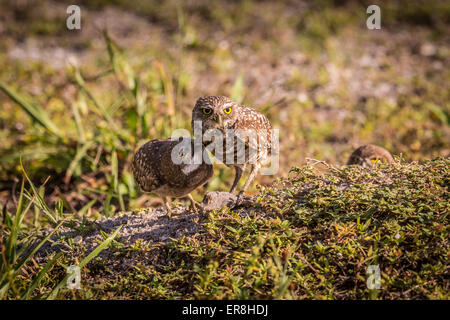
[131, 140, 166, 192]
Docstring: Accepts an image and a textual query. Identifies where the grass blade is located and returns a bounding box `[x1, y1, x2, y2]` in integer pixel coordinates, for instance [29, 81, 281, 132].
[4, 179, 25, 266]
[153, 61, 175, 116]
[231, 73, 244, 104]
[73, 69, 119, 131]
[47, 225, 122, 299]
[71, 101, 86, 144]
[20, 160, 58, 225]
[13, 221, 64, 277]
[111, 149, 119, 193]
[64, 140, 95, 185]
[0, 82, 63, 138]
[21, 252, 63, 300]
[77, 199, 96, 219]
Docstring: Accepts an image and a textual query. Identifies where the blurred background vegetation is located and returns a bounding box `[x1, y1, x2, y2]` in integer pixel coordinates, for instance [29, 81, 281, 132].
[0, 0, 449, 218]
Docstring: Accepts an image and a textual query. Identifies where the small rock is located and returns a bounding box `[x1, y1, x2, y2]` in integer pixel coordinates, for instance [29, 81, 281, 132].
[202, 191, 238, 212]
[420, 43, 436, 57]
[201, 191, 254, 212]
[73, 235, 83, 244]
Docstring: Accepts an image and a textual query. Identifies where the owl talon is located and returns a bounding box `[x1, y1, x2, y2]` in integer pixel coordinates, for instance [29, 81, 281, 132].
[163, 197, 174, 218]
[189, 201, 202, 212]
[187, 194, 202, 212]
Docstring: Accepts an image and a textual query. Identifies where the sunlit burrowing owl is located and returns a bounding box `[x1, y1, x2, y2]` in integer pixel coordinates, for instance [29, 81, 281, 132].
[347, 144, 394, 167]
[191, 96, 273, 195]
[131, 137, 213, 217]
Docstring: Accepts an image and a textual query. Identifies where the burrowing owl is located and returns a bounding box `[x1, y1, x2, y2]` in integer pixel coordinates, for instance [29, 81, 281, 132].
[347, 144, 394, 167]
[191, 96, 273, 195]
[131, 137, 213, 217]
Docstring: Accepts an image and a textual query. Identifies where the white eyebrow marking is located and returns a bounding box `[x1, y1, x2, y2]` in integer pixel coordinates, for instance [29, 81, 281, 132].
[223, 103, 234, 108]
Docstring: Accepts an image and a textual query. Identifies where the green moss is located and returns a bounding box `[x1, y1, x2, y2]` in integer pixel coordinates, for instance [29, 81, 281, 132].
[41, 159, 448, 300]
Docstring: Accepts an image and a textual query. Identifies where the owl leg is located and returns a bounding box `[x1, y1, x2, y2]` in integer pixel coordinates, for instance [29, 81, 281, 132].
[162, 197, 173, 217]
[239, 163, 260, 195]
[187, 193, 201, 212]
[229, 165, 245, 193]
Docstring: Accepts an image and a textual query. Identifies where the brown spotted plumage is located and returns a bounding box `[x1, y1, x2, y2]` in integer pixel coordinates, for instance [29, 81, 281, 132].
[191, 96, 273, 195]
[131, 137, 213, 217]
[347, 144, 394, 167]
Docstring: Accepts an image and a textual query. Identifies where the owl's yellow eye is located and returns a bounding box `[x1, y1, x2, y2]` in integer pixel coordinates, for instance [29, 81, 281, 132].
[224, 107, 232, 114]
[202, 108, 212, 115]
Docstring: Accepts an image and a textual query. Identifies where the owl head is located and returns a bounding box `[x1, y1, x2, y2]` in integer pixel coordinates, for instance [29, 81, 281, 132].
[191, 96, 240, 134]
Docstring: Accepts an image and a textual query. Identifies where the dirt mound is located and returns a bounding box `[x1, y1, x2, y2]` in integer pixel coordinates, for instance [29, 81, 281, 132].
[36, 207, 203, 268]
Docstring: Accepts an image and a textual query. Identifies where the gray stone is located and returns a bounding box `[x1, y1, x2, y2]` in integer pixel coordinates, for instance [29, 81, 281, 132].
[201, 191, 238, 212]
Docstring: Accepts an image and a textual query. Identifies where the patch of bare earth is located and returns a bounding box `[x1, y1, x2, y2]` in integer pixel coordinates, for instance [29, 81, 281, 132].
[36, 207, 203, 275]
[35, 192, 260, 277]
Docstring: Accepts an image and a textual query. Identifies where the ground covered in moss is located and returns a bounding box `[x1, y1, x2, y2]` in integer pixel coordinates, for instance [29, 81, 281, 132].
[27, 158, 448, 299]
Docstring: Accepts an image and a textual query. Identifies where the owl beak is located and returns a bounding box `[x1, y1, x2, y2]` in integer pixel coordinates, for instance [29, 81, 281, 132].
[214, 114, 223, 126]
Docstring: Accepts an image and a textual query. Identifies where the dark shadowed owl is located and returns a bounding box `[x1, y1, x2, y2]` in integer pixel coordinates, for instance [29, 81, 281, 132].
[191, 96, 273, 195]
[347, 144, 394, 167]
[131, 137, 213, 217]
